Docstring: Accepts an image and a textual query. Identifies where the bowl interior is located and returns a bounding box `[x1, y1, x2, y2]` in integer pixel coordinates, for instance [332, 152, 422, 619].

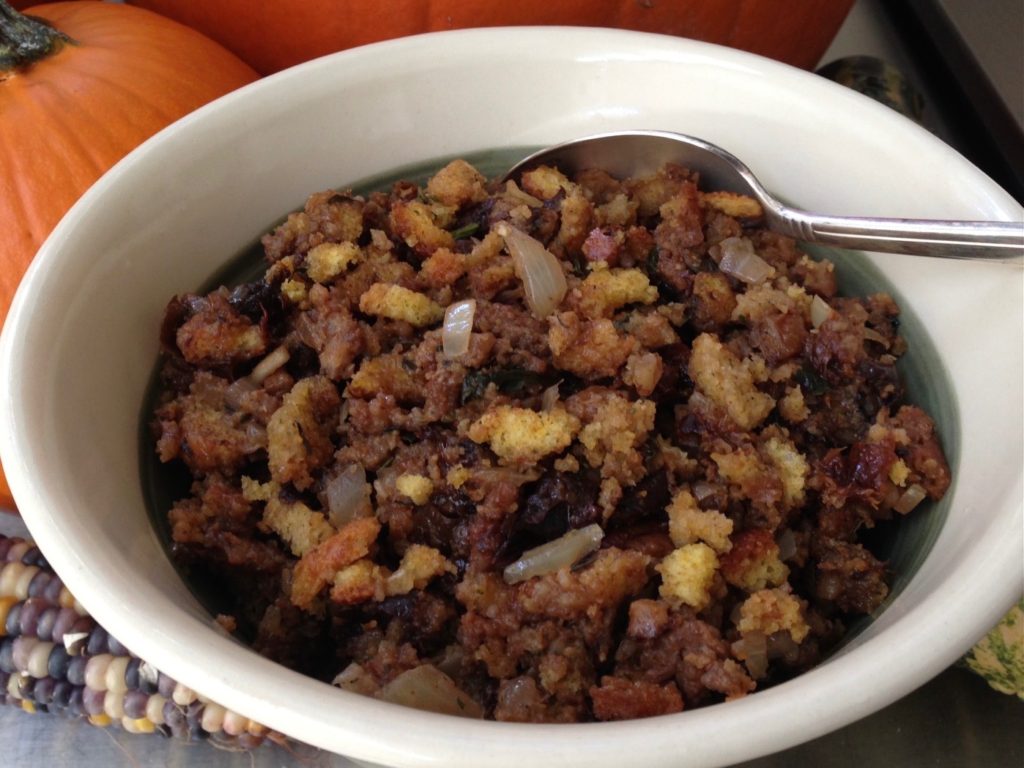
[140, 147, 959, 645]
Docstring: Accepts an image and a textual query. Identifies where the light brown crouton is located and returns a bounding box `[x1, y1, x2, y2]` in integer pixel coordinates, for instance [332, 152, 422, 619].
[267, 376, 340, 491]
[569, 390, 656, 487]
[389, 200, 455, 257]
[761, 434, 809, 508]
[291, 516, 382, 609]
[656, 543, 719, 610]
[330, 559, 388, 604]
[701, 190, 764, 218]
[577, 267, 658, 319]
[689, 333, 775, 430]
[261, 497, 335, 556]
[737, 588, 810, 643]
[426, 159, 488, 208]
[623, 352, 663, 397]
[720, 529, 789, 592]
[778, 385, 810, 423]
[358, 283, 444, 327]
[395, 474, 435, 505]
[386, 545, 456, 595]
[305, 241, 361, 283]
[520, 165, 573, 200]
[468, 406, 580, 464]
[666, 489, 733, 553]
[548, 311, 638, 380]
[347, 354, 422, 402]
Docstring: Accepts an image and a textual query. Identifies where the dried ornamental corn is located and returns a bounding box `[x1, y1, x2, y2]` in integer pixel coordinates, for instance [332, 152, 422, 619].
[0, 534, 281, 749]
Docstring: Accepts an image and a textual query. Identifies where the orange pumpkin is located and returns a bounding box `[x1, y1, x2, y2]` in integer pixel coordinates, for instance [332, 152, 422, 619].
[127, 0, 854, 76]
[0, 1, 258, 510]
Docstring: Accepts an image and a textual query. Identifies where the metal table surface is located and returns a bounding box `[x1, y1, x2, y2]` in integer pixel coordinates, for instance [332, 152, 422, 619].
[2, 0, 1022, 765]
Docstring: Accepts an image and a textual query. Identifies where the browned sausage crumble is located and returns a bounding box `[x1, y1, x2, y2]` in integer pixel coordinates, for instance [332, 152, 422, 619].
[151, 158, 951, 722]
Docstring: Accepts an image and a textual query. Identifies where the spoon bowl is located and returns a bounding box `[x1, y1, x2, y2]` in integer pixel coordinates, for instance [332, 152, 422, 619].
[505, 130, 1024, 261]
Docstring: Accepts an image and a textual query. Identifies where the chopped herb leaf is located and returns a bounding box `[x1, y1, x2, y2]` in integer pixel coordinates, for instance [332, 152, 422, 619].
[450, 222, 480, 240]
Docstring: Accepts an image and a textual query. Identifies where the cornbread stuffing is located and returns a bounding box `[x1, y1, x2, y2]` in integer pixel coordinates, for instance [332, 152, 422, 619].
[152, 157, 950, 723]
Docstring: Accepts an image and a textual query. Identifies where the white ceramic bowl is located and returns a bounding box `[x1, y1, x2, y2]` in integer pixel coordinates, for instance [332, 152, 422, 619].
[1, 27, 1021, 768]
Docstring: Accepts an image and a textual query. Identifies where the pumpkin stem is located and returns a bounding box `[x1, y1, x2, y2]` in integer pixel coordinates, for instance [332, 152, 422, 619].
[0, 0, 72, 72]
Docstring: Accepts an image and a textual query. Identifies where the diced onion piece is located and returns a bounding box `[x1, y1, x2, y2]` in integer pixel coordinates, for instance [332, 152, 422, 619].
[504, 181, 543, 208]
[442, 299, 476, 358]
[893, 483, 928, 514]
[718, 237, 773, 284]
[325, 464, 371, 527]
[776, 529, 797, 561]
[732, 631, 768, 679]
[250, 345, 291, 385]
[377, 665, 483, 719]
[810, 295, 833, 328]
[766, 630, 800, 661]
[692, 481, 716, 504]
[332, 663, 378, 696]
[503, 523, 604, 585]
[540, 382, 561, 412]
[496, 222, 567, 318]
[138, 662, 160, 689]
[63, 631, 89, 655]
[862, 326, 891, 348]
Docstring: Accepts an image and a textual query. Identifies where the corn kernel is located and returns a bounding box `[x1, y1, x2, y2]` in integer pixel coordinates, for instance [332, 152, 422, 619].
[145, 693, 167, 725]
[201, 702, 226, 733]
[103, 689, 125, 719]
[84, 653, 113, 691]
[122, 716, 155, 734]
[14, 566, 39, 601]
[105, 655, 129, 694]
[26, 640, 53, 679]
[0, 596, 17, 636]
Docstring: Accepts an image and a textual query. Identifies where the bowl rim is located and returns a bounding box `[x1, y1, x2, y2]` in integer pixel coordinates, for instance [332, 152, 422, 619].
[1, 25, 1022, 768]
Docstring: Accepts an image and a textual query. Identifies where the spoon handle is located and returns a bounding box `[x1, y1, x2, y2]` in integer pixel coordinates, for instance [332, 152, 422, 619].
[774, 210, 1024, 261]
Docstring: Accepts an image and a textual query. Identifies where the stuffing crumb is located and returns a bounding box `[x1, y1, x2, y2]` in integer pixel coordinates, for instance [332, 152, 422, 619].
[388, 200, 455, 256]
[656, 542, 720, 610]
[331, 559, 388, 604]
[281, 277, 309, 305]
[468, 406, 580, 464]
[720, 529, 789, 592]
[577, 266, 658, 319]
[347, 354, 420, 401]
[761, 435, 809, 507]
[291, 516, 382, 609]
[267, 376, 340, 491]
[666, 489, 733, 553]
[778, 385, 809, 423]
[737, 588, 810, 643]
[386, 544, 456, 595]
[426, 159, 489, 208]
[395, 473, 435, 505]
[241, 476, 279, 502]
[358, 282, 444, 327]
[548, 311, 638, 380]
[689, 333, 775, 430]
[305, 241, 361, 283]
[701, 190, 764, 218]
[623, 352, 664, 397]
[520, 165, 574, 200]
[571, 391, 656, 487]
[889, 458, 910, 486]
[446, 464, 471, 488]
[261, 496, 336, 557]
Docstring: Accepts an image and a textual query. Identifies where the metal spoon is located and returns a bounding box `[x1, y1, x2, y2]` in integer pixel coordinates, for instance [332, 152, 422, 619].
[503, 130, 1024, 261]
